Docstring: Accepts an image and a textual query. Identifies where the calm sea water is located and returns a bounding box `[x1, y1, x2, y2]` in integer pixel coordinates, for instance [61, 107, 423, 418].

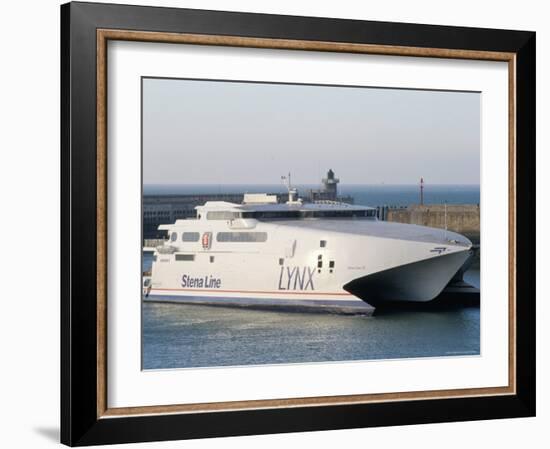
[144, 183, 480, 208]
[141, 184, 480, 370]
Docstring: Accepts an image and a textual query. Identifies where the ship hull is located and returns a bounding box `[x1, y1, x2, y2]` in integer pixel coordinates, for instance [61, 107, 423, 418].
[146, 211, 473, 311]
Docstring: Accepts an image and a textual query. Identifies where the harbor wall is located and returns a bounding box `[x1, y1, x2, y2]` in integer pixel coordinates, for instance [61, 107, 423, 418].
[385, 204, 480, 243]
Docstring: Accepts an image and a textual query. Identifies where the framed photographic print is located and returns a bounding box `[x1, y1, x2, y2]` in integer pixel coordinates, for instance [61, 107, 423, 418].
[60, 1, 536, 446]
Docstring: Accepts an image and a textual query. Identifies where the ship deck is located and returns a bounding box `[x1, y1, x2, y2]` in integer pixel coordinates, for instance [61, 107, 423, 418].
[270, 219, 472, 246]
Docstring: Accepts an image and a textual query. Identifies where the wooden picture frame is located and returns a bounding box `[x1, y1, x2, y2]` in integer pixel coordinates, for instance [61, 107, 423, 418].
[61, 1, 535, 446]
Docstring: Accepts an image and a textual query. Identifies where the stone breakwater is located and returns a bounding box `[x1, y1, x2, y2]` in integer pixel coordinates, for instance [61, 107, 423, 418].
[386, 204, 480, 244]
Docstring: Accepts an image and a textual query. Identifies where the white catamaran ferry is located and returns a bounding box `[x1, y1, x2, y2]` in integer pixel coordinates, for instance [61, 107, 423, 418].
[143, 182, 473, 314]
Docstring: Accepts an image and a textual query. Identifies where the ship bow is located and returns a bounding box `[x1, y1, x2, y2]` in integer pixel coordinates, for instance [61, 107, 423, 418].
[344, 249, 472, 306]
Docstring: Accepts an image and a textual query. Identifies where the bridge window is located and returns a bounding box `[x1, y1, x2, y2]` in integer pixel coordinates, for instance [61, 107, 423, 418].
[182, 232, 200, 242]
[241, 210, 376, 219]
[170, 232, 177, 242]
[320, 240, 327, 248]
[216, 232, 268, 243]
[242, 211, 301, 219]
[175, 254, 195, 261]
[210, 256, 215, 263]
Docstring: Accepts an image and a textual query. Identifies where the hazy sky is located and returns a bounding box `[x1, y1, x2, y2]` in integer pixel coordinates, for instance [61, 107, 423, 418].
[142, 78, 480, 185]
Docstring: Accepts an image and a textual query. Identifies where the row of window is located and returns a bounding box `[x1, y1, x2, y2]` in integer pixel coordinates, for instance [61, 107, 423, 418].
[205, 209, 376, 220]
[170, 232, 200, 242]
[243, 210, 376, 219]
[169, 231, 268, 243]
[217, 232, 268, 243]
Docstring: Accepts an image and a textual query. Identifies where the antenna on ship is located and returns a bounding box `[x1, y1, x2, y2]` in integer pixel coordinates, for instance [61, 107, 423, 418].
[281, 172, 300, 205]
[281, 173, 289, 190]
[420, 177, 424, 206]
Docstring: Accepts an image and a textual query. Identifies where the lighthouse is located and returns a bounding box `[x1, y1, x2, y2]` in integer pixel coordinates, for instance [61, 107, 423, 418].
[321, 169, 340, 200]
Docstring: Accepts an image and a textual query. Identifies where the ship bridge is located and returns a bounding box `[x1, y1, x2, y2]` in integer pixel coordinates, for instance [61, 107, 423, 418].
[194, 200, 377, 221]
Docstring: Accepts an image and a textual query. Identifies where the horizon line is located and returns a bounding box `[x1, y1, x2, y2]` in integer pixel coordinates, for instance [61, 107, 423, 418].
[143, 182, 481, 187]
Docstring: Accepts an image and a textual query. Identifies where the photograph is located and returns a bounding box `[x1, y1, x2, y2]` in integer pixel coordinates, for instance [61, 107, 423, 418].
[55, 1, 537, 446]
[141, 77, 482, 370]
